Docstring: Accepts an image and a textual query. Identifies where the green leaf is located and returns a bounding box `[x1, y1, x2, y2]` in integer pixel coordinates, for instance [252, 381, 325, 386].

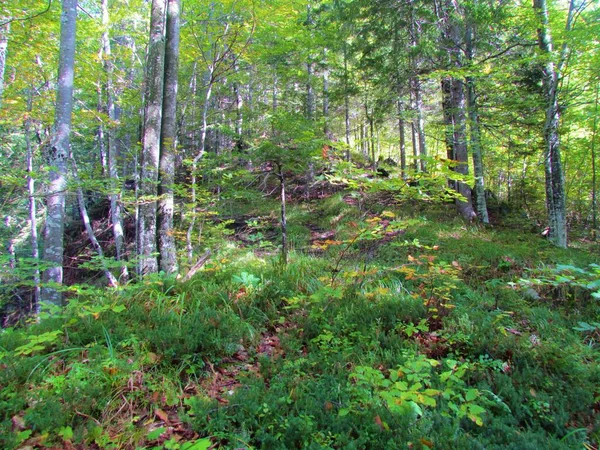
[58, 426, 73, 440]
[181, 439, 212, 450]
[465, 389, 479, 402]
[112, 304, 126, 313]
[147, 427, 166, 441]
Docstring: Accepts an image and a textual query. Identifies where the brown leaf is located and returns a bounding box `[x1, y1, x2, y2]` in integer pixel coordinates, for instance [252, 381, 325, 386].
[155, 408, 170, 424]
[374, 415, 386, 431]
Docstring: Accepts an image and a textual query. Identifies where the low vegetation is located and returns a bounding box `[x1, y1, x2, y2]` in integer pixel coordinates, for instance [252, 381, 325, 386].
[1, 177, 599, 449]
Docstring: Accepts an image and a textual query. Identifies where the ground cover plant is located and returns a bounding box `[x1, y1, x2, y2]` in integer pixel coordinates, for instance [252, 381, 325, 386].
[1, 171, 599, 449]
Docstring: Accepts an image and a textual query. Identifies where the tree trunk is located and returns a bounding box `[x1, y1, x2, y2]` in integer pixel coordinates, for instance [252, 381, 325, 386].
[323, 48, 332, 139]
[101, 0, 128, 281]
[277, 163, 287, 267]
[42, 0, 77, 306]
[234, 63, 244, 149]
[533, 0, 569, 248]
[412, 77, 427, 172]
[158, 0, 180, 275]
[465, 15, 489, 224]
[0, 21, 8, 108]
[344, 43, 351, 161]
[25, 93, 41, 313]
[398, 99, 406, 178]
[442, 77, 477, 221]
[138, 0, 167, 275]
[187, 68, 213, 265]
[466, 77, 489, 223]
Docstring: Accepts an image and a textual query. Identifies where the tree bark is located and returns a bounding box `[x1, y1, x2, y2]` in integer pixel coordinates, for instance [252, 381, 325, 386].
[277, 163, 288, 267]
[442, 77, 477, 221]
[42, 0, 77, 306]
[398, 99, 406, 178]
[411, 77, 427, 172]
[533, 0, 569, 248]
[158, 0, 180, 275]
[465, 0, 489, 224]
[466, 77, 489, 223]
[344, 42, 351, 161]
[138, 0, 167, 275]
[0, 21, 8, 108]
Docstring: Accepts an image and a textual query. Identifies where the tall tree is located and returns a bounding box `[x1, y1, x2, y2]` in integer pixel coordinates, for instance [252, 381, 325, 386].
[42, 0, 77, 305]
[138, 0, 167, 275]
[533, 0, 575, 248]
[158, 0, 180, 275]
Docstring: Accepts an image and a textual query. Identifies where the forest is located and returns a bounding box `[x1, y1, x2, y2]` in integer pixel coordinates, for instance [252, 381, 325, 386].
[0, 0, 599, 448]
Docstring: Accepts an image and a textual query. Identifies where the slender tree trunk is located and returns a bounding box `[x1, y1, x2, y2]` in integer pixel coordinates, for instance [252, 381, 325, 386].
[234, 63, 244, 149]
[138, 0, 167, 275]
[411, 122, 418, 171]
[0, 21, 8, 108]
[533, 0, 570, 248]
[411, 77, 427, 172]
[344, 43, 351, 161]
[25, 93, 41, 313]
[398, 99, 406, 178]
[158, 0, 180, 275]
[466, 77, 489, 223]
[101, 0, 128, 281]
[187, 68, 214, 265]
[277, 163, 287, 267]
[465, 0, 489, 224]
[272, 69, 278, 113]
[42, 0, 77, 306]
[97, 83, 108, 175]
[323, 48, 332, 139]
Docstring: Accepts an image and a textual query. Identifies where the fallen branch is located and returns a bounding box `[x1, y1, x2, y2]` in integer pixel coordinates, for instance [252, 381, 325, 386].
[180, 250, 211, 282]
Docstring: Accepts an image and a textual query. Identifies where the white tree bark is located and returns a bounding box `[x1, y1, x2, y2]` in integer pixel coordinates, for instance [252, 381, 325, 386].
[0, 21, 9, 108]
[42, 0, 77, 306]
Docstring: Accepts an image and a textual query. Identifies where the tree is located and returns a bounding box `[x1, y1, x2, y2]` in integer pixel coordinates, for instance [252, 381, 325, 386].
[41, 0, 77, 306]
[533, 0, 576, 248]
[138, 0, 167, 276]
[158, 0, 181, 275]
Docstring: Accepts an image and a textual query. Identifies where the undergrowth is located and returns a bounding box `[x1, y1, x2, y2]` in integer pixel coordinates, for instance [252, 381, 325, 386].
[1, 194, 599, 449]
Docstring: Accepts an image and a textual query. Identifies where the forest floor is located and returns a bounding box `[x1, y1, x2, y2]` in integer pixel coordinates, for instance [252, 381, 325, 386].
[1, 175, 600, 449]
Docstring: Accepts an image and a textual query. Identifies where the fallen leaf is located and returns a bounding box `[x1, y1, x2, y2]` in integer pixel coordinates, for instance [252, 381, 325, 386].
[155, 408, 169, 424]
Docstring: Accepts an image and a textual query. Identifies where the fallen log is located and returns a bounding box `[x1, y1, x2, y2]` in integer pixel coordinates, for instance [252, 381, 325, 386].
[179, 250, 211, 282]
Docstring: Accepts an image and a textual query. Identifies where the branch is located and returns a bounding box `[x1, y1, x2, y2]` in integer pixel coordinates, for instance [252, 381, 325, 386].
[1, 1, 53, 27]
[180, 250, 212, 282]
